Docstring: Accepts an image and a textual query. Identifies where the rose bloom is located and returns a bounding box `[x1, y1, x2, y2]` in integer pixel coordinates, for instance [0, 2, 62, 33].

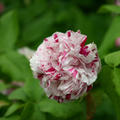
[0, 2, 4, 13]
[115, 37, 120, 47]
[18, 47, 35, 59]
[30, 30, 101, 102]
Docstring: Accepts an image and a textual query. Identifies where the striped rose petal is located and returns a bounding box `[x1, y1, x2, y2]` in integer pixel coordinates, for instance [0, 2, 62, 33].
[30, 30, 101, 102]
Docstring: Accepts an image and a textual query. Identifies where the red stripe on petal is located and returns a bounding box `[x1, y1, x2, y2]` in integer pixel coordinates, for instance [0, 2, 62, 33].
[87, 85, 93, 92]
[37, 73, 44, 80]
[44, 38, 48, 41]
[55, 39, 59, 43]
[67, 31, 71, 37]
[46, 67, 56, 72]
[54, 74, 61, 80]
[72, 69, 78, 78]
[65, 94, 71, 100]
[80, 36, 87, 47]
[54, 34, 58, 39]
[79, 47, 90, 57]
[77, 30, 80, 33]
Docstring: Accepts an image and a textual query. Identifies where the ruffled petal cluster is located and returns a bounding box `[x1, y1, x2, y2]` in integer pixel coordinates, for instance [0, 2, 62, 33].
[30, 30, 101, 102]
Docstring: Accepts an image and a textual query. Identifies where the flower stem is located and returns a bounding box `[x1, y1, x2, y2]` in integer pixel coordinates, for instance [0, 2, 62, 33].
[86, 93, 96, 120]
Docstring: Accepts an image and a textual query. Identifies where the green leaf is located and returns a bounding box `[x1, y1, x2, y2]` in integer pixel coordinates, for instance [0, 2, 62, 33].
[8, 88, 28, 101]
[94, 94, 116, 120]
[0, 82, 9, 91]
[0, 100, 9, 107]
[19, 0, 47, 24]
[24, 78, 45, 102]
[113, 68, 120, 96]
[39, 99, 85, 119]
[98, 5, 120, 14]
[104, 51, 120, 67]
[5, 103, 22, 116]
[99, 16, 120, 58]
[91, 89, 105, 108]
[99, 66, 120, 120]
[30, 104, 46, 120]
[0, 51, 33, 81]
[21, 12, 54, 46]
[0, 11, 19, 53]
[21, 102, 46, 120]
[73, 8, 111, 48]
[21, 102, 34, 120]
[0, 115, 20, 120]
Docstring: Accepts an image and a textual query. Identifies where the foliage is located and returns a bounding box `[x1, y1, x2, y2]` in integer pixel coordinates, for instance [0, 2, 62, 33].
[0, 0, 120, 120]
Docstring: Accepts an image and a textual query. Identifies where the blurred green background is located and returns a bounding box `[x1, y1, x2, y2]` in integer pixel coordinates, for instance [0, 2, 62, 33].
[0, 0, 120, 120]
